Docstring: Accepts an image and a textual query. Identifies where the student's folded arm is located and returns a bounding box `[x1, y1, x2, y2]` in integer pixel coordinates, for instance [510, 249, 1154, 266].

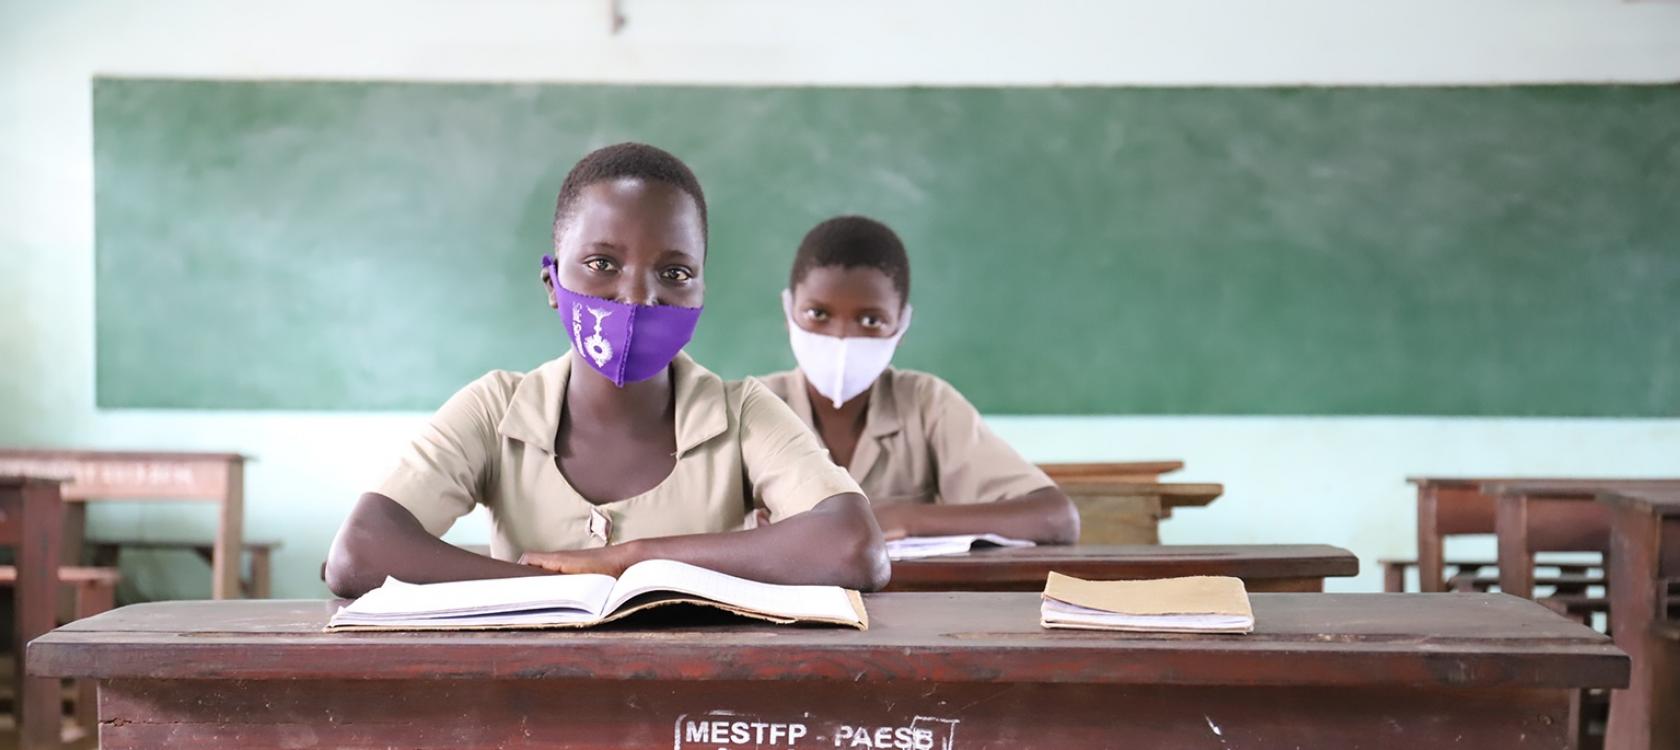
[568, 492, 889, 591]
[732, 380, 889, 589]
[910, 375, 1080, 544]
[325, 493, 548, 598]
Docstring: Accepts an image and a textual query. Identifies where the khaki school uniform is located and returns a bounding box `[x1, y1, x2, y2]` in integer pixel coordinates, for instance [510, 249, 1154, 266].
[374, 352, 860, 560]
[753, 368, 1053, 507]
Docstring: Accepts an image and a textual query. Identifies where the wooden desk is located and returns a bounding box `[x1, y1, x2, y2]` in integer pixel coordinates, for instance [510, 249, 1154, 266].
[1484, 480, 1680, 600]
[1038, 460, 1184, 483]
[1406, 475, 1662, 593]
[1407, 476, 1518, 592]
[1055, 481, 1223, 545]
[1600, 489, 1680, 750]
[884, 544, 1358, 593]
[0, 476, 64, 750]
[31, 594, 1626, 749]
[0, 450, 248, 599]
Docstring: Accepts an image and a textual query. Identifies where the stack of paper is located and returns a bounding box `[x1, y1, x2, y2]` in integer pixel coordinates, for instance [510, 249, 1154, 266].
[1040, 572, 1254, 634]
[885, 534, 1036, 560]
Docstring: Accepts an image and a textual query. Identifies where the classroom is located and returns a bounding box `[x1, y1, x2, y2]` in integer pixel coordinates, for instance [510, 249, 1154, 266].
[2, 1, 1678, 748]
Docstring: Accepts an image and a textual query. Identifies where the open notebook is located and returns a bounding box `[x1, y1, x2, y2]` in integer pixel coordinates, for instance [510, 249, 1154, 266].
[1040, 572, 1254, 634]
[885, 533, 1035, 560]
[327, 559, 868, 631]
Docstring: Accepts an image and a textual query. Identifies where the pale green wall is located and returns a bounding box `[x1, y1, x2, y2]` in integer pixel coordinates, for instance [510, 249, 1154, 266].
[4, 0, 1678, 599]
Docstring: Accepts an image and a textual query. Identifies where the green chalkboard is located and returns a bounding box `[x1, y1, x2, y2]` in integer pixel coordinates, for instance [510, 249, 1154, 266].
[93, 79, 1680, 415]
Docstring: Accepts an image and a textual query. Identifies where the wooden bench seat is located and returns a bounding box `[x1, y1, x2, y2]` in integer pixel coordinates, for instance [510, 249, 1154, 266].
[89, 538, 279, 599]
[1380, 557, 1601, 593]
[0, 564, 119, 737]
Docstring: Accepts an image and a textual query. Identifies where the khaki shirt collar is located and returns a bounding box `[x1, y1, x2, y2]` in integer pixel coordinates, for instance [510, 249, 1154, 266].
[497, 351, 729, 457]
[783, 368, 903, 478]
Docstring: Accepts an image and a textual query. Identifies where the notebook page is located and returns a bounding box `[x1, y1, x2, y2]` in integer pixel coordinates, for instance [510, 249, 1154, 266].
[886, 534, 1035, 560]
[1041, 598, 1253, 632]
[604, 559, 860, 623]
[339, 574, 618, 619]
[331, 606, 602, 629]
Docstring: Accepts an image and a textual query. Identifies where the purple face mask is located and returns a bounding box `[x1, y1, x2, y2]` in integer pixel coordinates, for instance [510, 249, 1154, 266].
[541, 255, 703, 387]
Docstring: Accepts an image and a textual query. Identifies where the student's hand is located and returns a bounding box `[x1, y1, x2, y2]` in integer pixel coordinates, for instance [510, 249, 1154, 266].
[518, 545, 632, 576]
[871, 504, 915, 541]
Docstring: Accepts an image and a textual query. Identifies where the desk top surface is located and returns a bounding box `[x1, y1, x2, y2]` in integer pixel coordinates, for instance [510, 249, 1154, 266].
[889, 544, 1357, 582]
[1038, 460, 1185, 478]
[0, 475, 66, 489]
[1601, 489, 1680, 517]
[30, 593, 1624, 690]
[0, 448, 247, 462]
[1481, 479, 1680, 499]
[1408, 475, 1676, 491]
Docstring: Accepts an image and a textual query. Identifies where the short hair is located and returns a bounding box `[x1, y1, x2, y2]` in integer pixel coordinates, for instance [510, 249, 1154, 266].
[789, 215, 911, 306]
[551, 142, 708, 246]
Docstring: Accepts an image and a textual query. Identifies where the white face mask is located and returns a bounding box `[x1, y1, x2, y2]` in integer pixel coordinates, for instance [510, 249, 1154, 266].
[783, 289, 913, 409]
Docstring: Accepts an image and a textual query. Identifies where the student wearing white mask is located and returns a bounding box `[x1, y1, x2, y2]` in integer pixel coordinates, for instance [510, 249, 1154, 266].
[752, 216, 1079, 544]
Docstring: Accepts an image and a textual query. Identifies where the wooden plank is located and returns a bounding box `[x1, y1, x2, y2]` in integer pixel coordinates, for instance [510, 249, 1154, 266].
[1038, 461, 1184, 483]
[0, 449, 245, 501]
[95, 677, 1577, 750]
[30, 595, 1627, 690]
[1056, 481, 1222, 508]
[883, 544, 1357, 593]
[1415, 482, 1447, 592]
[0, 476, 65, 750]
[212, 459, 244, 599]
[1601, 489, 1680, 750]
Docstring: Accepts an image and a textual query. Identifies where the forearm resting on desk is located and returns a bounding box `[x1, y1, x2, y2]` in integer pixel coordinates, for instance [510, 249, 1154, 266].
[523, 493, 891, 592]
[325, 493, 548, 598]
[873, 486, 1080, 544]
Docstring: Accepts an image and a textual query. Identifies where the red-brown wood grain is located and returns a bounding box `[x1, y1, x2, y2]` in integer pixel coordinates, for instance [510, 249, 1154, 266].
[26, 593, 1629, 750]
[0, 476, 65, 750]
[883, 544, 1356, 592]
[1601, 489, 1680, 750]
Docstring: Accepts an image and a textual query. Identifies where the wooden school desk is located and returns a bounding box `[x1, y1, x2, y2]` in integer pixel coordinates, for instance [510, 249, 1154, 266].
[1599, 489, 1680, 750]
[1404, 476, 1511, 592]
[1402, 475, 1654, 593]
[1058, 481, 1222, 545]
[1038, 462, 1207, 544]
[0, 476, 64, 750]
[1037, 460, 1184, 483]
[1483, 479, 1680, 600]
[0, 450, 248, 599]
[30, 594, 1625, 749]
[884, 544, 1358, 592]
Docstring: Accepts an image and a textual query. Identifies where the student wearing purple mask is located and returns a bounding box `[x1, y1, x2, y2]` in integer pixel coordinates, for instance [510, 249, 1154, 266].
[753, 216, 1079, 544]
[325, 144, 889, 598]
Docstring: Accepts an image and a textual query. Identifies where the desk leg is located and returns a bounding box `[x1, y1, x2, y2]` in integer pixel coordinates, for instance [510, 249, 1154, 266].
[1418, 486, 1445, 592]
[1605, 502, 1678, 750]
[212, 462, 244, 599]
[58, 502, 86, 624]
[1498, 495, 1535, 600]
[16, 483, 64, 750]
[249, 546, 272, 599]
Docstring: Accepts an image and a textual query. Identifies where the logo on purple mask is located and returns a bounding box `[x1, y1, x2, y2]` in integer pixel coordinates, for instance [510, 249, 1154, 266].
[543, 255, 702, 387]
